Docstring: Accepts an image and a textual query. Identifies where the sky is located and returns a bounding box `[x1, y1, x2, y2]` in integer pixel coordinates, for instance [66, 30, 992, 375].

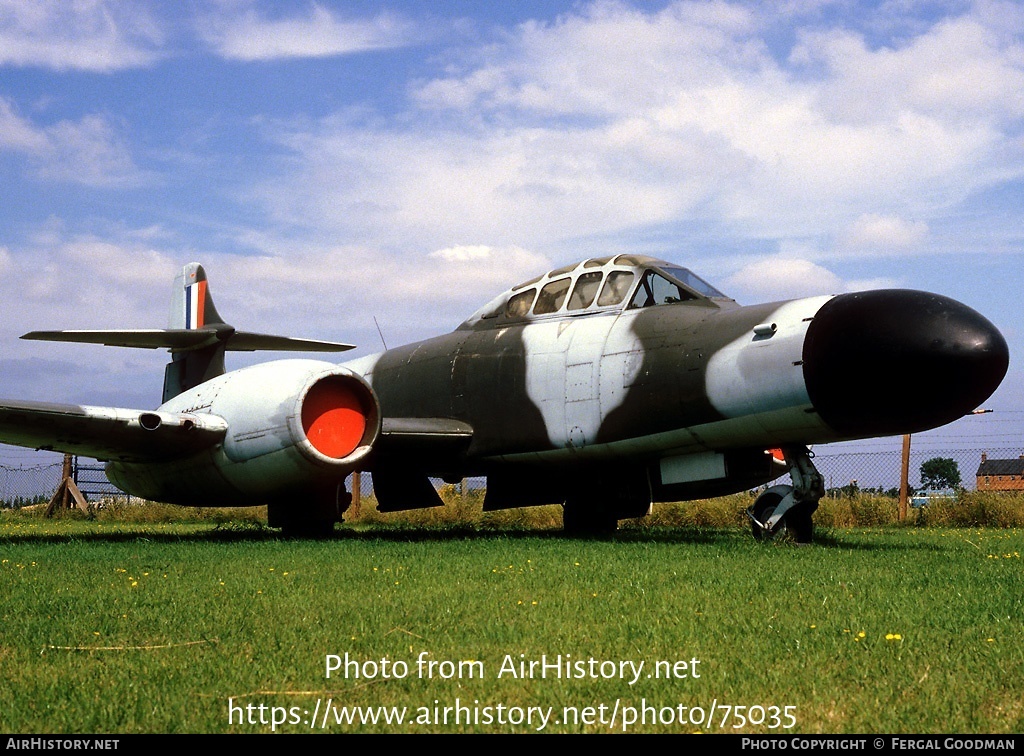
[0, 0, 1022, 467]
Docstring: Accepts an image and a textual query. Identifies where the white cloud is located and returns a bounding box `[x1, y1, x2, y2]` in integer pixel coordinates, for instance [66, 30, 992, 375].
[251, 0, 1024, 252]
[2, 234, 174, 329]
[419, 245, 549, 292]
[723, 257, 899, 301]
[201, 2, 417, 61]
[0, 216, 553, 370]
[251, 116, 736, 252]
[844, 276, 899, 291]
[840, 214, 929, 253]
[791, 10, 1024, 124]
[429, 245, 493, 262]
[0, 230, 533, 405]
[59, 240, 171, 287]
[0, 0, 163, 71]
[0, 97, 141, 187]
[725, 258, 843, 300]
[0, 235, 174, 406]
[202, 243, 551, 339]
[34, 115, 141, 187]
[414, 0, 760, 117]
[0, 98, 47, 151]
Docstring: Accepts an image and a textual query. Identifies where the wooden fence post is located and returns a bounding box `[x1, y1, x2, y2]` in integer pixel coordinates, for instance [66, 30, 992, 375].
[898, 434, 911, 521]
[45, 454, 89, 516]
[350, 471, 361, 519]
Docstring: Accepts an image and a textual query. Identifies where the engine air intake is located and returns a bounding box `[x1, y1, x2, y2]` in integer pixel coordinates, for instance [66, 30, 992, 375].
[301, 376, 369, 459]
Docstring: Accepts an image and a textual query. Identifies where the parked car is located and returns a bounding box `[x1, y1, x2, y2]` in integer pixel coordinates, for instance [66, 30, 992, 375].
[910, 489, 957, 508]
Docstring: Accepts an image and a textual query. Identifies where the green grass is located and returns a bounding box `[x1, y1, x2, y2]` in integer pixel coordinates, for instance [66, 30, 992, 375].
[1, 511, 1021, 734]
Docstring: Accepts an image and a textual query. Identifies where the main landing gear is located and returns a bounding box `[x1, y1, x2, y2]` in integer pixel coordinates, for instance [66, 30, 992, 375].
[267, 483, 351, 538]
[562, 472, 651, 537]
[747, 446, 824, 544]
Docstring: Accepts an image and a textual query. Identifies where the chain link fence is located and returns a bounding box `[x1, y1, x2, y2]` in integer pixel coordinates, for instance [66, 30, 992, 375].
[2, 446, 1022, 509]
[0, 457, 132, 509]
[0, 461, 62, 507]
[807, 447, 1024, 497]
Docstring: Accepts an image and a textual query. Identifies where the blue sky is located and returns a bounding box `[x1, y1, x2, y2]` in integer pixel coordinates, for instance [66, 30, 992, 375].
[0, 0, 1022, 464]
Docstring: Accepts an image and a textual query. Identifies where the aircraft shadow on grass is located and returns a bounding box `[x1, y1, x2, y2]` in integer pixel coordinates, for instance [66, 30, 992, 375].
[0, 520, 946, 552]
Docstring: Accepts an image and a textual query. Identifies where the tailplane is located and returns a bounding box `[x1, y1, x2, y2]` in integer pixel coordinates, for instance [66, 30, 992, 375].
[22, 262, 355, 402]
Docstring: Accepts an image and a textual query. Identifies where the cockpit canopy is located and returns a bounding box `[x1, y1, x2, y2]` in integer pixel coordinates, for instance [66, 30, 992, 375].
[461, 254, 734, 329]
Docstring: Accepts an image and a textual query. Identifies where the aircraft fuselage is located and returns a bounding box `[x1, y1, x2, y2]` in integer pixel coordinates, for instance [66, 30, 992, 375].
[342, 255, 1008, 513]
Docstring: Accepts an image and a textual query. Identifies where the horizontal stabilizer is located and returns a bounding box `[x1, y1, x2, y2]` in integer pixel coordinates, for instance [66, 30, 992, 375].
[22, 329, 354, 353]
[226, 332, 355, 352]
[0, 399, 227, 463]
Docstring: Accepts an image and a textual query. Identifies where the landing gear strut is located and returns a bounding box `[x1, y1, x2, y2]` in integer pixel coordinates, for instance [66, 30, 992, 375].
[748, 446, 824, 544]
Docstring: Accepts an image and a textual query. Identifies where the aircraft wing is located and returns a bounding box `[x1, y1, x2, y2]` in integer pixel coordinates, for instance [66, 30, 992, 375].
[0, 399, 228, 463]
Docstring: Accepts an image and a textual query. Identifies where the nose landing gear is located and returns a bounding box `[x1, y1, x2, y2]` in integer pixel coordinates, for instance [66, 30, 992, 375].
[747, 446, 824, 544]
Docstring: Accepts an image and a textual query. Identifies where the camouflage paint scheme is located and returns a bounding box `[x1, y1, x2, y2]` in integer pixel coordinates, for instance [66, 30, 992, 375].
[0, 256, 1009, 538]
[343, 254, 1008, 529]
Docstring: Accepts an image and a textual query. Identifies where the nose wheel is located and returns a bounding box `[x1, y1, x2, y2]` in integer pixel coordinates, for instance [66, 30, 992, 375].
[747, 446, 823, 544]
[749, 486, 790, 541]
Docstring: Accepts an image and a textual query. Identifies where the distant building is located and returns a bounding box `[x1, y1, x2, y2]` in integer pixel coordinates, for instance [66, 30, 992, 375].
[976, 453, 1024, 491]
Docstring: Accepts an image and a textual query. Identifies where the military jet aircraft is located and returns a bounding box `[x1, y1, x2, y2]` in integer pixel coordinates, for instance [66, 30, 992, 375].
[0, 256, 1009, 541]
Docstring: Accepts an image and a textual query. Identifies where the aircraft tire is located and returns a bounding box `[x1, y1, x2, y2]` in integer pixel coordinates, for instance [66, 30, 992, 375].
[785, 503, 815, 544]
[562, 499, 619, 536]
[750, 489, 788, 542]
[268, 489, 344, 539]
[751, 491, 816, 544]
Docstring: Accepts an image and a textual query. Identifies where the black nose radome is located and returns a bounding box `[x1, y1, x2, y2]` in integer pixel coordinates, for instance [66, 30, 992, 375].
[803, 290, 1009, 437]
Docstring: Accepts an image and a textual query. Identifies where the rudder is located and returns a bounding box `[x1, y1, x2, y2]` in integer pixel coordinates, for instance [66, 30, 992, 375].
[169, 263, 225, 330]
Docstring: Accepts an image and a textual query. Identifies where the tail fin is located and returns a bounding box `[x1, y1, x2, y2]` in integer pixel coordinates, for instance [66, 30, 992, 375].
[22, 262, 356, 403]
[169, 262, 225, 330]
[163, 263, 232, 402]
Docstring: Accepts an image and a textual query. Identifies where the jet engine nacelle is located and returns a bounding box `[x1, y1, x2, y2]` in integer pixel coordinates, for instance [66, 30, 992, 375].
[106, 359, 380, 506]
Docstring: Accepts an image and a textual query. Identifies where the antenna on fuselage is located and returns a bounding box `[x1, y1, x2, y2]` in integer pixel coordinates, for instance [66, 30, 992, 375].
[373, 316, 389, 350]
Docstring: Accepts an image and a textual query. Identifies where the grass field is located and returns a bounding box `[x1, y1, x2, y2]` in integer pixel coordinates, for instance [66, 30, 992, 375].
[1, 503, 1022, 734]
